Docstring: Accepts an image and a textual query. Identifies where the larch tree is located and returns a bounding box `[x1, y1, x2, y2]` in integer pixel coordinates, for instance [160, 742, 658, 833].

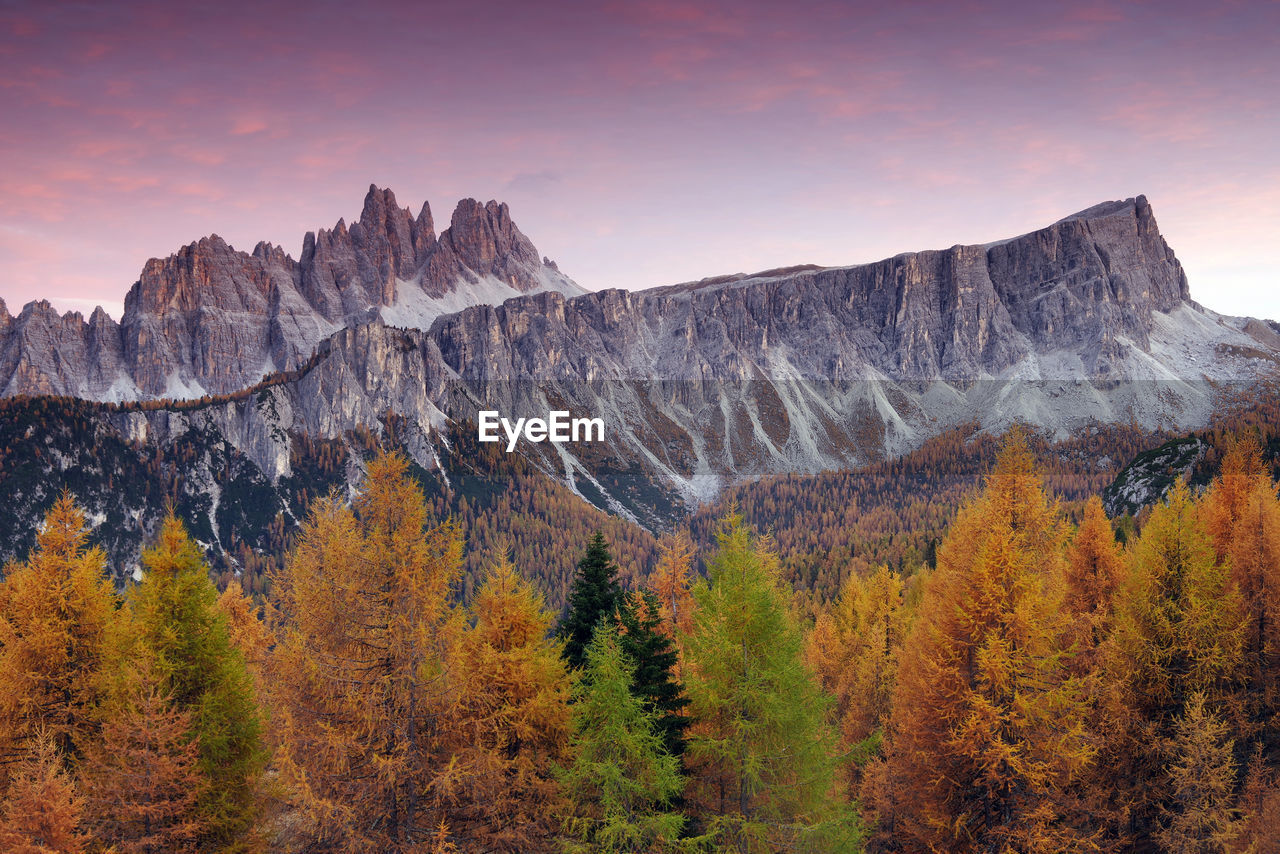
[123, 512, 266, 851]
[1104, 479, 1247, 846]
[805, 564, 907, 799]
[649, 531, 697, 641]
[0, 493, 115, 774]
[879, 434, 1095, 853]
[682, 515, 862, 854]
[215, 578, 272, 685]
[438, 550, 573, 852]
[1236, 752, 1280, 853]
[1065, 495, 1126, 641]
[80, 659, 206, 854]
[1200, 436, 1280, 763]
[1156, 693, 1244, 854]
[270, 450, 464, 853]
[0, 734, 86, 854]
[558, 532, 624, 670]
[559, 623, 685, 854]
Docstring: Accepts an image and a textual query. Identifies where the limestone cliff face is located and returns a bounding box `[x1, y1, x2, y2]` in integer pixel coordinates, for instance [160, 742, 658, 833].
[2, 194, 1275, 529]
[0, 186, 581, 399]
[116, 195, 1267, 521]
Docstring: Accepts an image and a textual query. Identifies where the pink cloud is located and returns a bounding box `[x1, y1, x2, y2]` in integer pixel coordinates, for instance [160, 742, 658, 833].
[231, 116, 268, 136]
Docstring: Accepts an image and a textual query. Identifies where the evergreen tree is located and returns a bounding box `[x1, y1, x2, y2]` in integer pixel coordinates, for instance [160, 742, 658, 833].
[81, 659, 206, 854]
[880, 434, 1095, 852]
[124, 513, 266, 851]
[559, 623, 685, 853]
[616, 590, 690, 759]
[0, 493, 115, 771]
[559, 533, 624, 670]
[682, 515, 863, 853]
[0, 734, 86, 854]
[270, 450, 464, 853]
[441, 550, 573, 852]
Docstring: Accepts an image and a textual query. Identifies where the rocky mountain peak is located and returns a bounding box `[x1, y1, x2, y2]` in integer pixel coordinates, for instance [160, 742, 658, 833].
[420, 198, 548, 296]
[2, 187, 582, 400]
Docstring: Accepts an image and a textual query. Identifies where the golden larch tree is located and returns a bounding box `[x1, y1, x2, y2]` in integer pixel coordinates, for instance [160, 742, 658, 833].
[80, 659, 206, 854]
[216, 578, 272, 683]
[0, 493, 115, 773]
[1200, 436, 1280, 760]
[805, 564, 907, 799]
[649, 531, 697, 642]
[437, 550, 573, 852]
[879, 434, 1095, 852]
[0, 734, 86, 854]
[1103, 479, 1247, 846]
[1157, 693, 1244, 854]
[270, 451, 464, 853]
[1065, 495, 1126, 640]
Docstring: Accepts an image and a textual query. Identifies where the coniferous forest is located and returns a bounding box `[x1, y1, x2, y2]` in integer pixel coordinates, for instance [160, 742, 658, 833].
[2, 431, 1280, 854]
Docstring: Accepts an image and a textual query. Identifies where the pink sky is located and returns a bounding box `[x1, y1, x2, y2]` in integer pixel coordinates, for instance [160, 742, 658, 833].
[2, 0, 1277, 320]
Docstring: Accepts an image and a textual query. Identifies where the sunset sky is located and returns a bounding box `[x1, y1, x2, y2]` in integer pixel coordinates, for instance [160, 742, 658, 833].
[2, 0, 1277, 320]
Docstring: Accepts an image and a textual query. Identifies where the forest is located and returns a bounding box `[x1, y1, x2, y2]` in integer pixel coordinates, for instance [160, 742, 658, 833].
[1, 427, 1279, 853]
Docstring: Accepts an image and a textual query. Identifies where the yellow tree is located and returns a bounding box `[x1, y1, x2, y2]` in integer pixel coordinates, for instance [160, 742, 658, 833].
[805, 565, 907, 799]
[1157, 693, 1244, 854]
[0, 734, 86, 854]
[1200, 436, 1280, 759]
[0, 493, 115, 773]
[80, 659, 206, 854]
[1065, 495, 1126, 640]
[270, 451, 464, 853]
[216, 578, 272, 683]
[649, 531, 697, 641]
[880, 435, 1095, 852]
[1104, 479, 1247, 846]
[437, 550, 573, 852]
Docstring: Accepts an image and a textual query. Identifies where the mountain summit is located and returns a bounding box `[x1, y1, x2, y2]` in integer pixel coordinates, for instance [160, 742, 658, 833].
[0, 186, 583, 400]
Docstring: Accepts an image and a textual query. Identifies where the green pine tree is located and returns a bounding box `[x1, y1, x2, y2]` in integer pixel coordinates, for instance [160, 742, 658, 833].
[121, 513, 266, 851]
[682, 515, 864, 853]
[559, 622, 685, 853]
[617, 590, 690, 759]
[559, 532, 624, 670]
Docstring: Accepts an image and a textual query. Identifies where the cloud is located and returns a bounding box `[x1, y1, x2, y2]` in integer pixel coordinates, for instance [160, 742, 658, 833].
[504, 170, 562, 193]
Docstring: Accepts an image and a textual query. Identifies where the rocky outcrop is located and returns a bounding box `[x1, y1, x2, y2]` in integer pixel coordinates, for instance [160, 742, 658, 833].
[1, 186, 582, 399]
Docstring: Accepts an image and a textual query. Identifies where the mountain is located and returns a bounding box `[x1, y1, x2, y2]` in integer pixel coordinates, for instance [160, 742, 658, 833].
[2, 192, 1278, 582]
[0, 186, 583, 400]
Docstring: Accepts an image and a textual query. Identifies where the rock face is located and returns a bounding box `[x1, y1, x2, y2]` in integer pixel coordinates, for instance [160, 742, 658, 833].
[3, 193, 1276, 527]
[0, 186, 583, 399]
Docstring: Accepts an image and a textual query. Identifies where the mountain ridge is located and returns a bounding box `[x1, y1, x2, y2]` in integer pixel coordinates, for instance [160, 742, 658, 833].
[3, 192, 1278, 530]
[0, 186, 583, 401]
